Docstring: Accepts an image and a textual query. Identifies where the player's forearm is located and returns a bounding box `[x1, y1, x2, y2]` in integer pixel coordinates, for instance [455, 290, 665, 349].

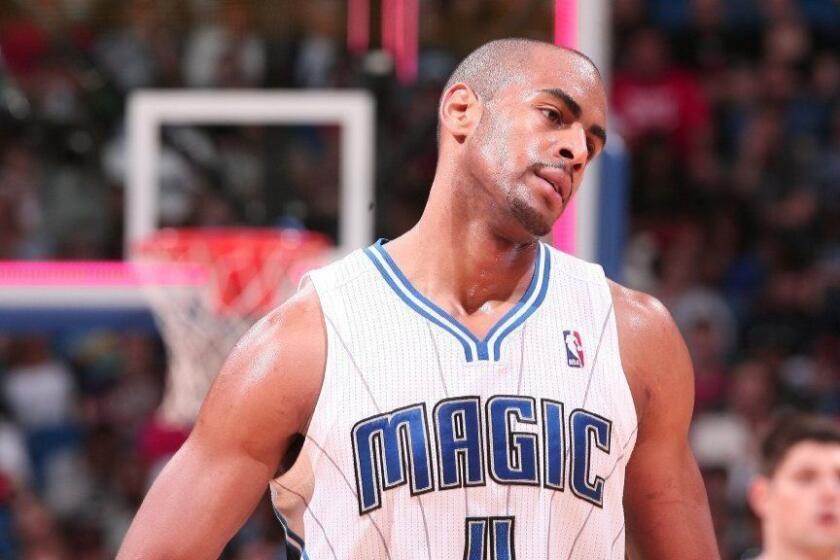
[627, 511, 719, 559]
[118, 490, 228, 559]
[626, 458, 719, 559]
[118, 439, 274, 559]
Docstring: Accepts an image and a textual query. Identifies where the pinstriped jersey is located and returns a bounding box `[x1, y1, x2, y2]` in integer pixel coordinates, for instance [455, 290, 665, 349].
[270, 240, 638, 559]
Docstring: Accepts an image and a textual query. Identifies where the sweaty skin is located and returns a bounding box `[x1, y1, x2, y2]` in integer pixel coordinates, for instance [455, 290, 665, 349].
[118, 43, 718, 560]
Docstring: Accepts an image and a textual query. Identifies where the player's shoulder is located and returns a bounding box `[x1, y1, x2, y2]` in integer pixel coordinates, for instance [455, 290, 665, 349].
[188, 280, 326, 460]
[264, 279, 324, 331]
[234, 279, 323, 351]
[210, 280, 326, 429]
[608, 280, 680, 344]
[247, 280, 325, 377]
[607, 280, 693, 421]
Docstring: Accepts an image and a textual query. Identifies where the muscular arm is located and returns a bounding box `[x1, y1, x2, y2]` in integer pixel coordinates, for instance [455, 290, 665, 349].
[610, 283, 719, 560]
[117, 284, 325, 560]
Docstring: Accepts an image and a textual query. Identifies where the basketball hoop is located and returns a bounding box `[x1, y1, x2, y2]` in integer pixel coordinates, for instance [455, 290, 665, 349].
[133, 228, 332, 425]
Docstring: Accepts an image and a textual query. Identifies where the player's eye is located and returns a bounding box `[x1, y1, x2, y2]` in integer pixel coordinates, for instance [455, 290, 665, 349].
[541, 108, 562, 124]
[795, 470, 817, 484]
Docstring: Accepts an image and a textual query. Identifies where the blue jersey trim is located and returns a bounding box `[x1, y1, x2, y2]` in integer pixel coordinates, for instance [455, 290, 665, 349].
[365, 239, 550, 362]
[364, 247, 475, 361]
[272, 503, 309, 559]
[367, 241, 483, 344]
[489, 248, 551, 360]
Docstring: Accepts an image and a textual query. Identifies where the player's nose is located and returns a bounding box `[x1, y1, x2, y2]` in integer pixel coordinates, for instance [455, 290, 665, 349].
[818, 476, 840, 500]
[555, 123, 588, 173]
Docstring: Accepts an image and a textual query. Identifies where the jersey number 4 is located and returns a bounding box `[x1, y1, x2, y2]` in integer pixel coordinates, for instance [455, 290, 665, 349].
[464, 517, 515, 560]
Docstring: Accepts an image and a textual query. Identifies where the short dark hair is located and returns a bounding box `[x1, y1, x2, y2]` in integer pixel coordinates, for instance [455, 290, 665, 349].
[759, 413, 840, 476]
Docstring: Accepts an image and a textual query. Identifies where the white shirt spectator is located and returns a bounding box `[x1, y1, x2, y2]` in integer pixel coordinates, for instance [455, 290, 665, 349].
[0, 420, 31, 486]
[184, 25, 265, 88]
[3, 360, 75, 429]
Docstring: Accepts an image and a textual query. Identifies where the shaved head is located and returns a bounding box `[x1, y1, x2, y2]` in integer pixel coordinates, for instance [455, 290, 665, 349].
[438, 39, 601, 142]
[443, 39, 600, 103]
[434, 37, 607, 241]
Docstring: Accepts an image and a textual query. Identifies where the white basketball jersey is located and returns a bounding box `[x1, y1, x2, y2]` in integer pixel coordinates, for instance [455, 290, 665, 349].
[271, 240, 638, 560]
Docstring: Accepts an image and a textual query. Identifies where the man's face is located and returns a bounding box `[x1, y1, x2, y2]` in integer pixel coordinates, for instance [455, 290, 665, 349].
[466, 48, 607, 238]
[754, 442, 840, 554]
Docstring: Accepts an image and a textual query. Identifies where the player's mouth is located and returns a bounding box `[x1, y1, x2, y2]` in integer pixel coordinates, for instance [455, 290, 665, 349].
[534, 166, 572, 204]
[817, 512, 839, 527]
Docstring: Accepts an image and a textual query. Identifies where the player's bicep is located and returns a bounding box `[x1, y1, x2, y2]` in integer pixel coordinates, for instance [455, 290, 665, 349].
[613, 285, 718, 559]
[193, 289, 323, 462]
[117, 429, 278, 559]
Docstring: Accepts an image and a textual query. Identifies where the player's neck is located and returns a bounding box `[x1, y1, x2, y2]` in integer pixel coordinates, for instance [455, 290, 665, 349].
[388, 195, 539, 315]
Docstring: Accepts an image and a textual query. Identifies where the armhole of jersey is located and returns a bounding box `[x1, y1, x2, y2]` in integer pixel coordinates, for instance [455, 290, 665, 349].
[299, 251, 374, 441]
[600, 266, 640, 440]
[548, 248, 639, 441]
[298, 268, 335, 440]
[297, 271, 314, 292]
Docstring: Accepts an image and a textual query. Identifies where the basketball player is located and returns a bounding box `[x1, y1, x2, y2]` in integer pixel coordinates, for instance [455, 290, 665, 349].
[748, 414, 840, 560]
[118, 39, 718, 559]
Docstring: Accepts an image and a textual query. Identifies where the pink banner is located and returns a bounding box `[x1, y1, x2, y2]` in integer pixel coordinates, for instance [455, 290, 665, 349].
[554, 0, 578, 48]
[381, 0, 395, 54]
[0, 262, 206, 286]
[552, 0, 578, 253]
[394, 0, 418, 84]
[347, 0, 370, 54]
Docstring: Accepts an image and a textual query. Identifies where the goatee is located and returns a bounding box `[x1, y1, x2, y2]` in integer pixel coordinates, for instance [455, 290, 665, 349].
[508, 192, 552, 237]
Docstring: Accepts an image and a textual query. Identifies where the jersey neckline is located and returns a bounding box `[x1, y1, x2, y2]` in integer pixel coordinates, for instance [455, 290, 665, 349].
[363, 239, 551, 362]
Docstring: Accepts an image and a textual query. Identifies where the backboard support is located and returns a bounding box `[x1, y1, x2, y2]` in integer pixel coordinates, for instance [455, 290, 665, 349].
[126, 89, 376, 257]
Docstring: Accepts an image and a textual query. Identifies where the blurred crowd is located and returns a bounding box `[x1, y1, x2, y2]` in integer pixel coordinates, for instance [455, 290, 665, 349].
[0, 0, 838, 558]
[614, 1, 840, 557]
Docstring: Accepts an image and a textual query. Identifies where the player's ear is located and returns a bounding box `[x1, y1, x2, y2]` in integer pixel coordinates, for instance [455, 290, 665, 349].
[748, 476, 769, 518]
[439, 83, 481, 144]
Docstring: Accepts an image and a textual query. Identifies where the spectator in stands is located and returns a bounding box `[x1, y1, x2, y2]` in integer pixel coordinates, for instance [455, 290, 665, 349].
[612, 27, 711, 157]
[0, 2, 50, 84]
[0, 145, 47, 258]
[12, 492, 67, 559]
[184, 0, 265, 88]
[292, 0, 343, 88]
[94, 0, 180, 91]
[748, 414, 840, 560]
[671, 0, 757, 72]
[2, 337, 76, 436]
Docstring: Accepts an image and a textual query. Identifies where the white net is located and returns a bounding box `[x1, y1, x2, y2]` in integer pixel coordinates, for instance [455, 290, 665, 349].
[133, 228, 331, 425]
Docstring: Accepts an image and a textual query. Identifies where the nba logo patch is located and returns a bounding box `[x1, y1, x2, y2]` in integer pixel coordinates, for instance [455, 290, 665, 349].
[563, 330, 584, 368]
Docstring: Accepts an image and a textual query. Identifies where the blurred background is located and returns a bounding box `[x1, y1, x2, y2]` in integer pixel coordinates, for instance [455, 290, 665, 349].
[0, 0, 838, 558]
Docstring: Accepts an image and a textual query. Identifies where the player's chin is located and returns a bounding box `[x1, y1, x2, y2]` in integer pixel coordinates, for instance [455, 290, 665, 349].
[509, 198, 554, 238]
[803, 535, 840, 554]
[800, 525, 840, 550]
[541, 195, 569, 231]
